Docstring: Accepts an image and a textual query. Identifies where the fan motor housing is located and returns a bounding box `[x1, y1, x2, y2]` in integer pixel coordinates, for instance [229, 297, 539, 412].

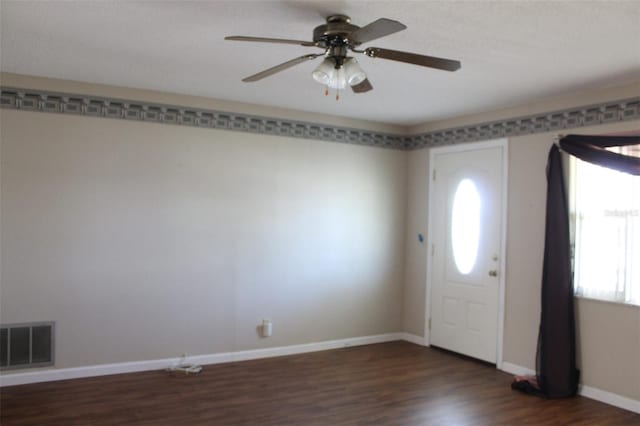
[313, 15, 360, 47]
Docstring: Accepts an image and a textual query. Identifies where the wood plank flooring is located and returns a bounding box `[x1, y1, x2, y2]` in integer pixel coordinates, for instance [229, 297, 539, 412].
[1, 341, 639, 425]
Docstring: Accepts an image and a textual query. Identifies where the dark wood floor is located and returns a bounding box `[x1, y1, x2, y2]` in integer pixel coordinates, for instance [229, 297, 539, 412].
[1, 341, 639, 425]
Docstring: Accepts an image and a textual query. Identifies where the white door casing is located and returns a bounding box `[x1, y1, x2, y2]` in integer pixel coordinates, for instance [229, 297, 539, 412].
[426, 139, 508, 365]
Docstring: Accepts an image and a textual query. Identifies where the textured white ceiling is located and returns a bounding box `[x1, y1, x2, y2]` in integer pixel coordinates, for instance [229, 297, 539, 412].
[1, 0, 639, 126]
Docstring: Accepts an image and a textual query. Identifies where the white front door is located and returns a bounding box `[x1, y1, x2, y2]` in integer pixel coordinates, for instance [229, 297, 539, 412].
[428, 140, 506, 363]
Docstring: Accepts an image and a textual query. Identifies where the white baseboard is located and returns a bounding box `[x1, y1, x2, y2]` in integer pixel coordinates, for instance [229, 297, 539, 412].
[0, 332, 405, 387]
[8, 338, 636, 415]
[501, 361, 536, 377]
[579, 384, 640, 415]
[399, 332, 428, 346]
[500, 361, 640, 414]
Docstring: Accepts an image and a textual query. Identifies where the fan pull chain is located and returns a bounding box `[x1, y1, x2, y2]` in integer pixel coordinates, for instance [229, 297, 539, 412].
[323, 86, 340, 101]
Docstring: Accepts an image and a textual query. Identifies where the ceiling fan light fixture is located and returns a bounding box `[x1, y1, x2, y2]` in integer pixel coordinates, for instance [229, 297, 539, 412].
[328, 68, 348, 90]
[311, 58, 335, 85]
[343, 58, 367, 86]
[228, 15, 462, 93]
[312, 58, 348, 90]
[312, 57, 366, 91]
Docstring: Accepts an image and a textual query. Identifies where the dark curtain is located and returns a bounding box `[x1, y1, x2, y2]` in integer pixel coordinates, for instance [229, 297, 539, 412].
[524, 134, 639, 398]
[559, 134, 640, 176]
[536, 144, 579, 398]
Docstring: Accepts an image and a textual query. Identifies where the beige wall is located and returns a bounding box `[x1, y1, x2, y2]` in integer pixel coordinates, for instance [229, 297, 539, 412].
[404, 107, 640, 401]
[2, 73, 639, 403]
[0, 83, 407, 368]
[402, 148, 429, 336]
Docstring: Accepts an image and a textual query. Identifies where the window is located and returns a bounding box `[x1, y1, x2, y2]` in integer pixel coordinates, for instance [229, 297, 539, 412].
[570, 147, 640, 305]
[451, 178, 481, 275]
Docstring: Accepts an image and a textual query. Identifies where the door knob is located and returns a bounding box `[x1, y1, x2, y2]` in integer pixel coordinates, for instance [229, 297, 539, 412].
[488, 270, 498, 277]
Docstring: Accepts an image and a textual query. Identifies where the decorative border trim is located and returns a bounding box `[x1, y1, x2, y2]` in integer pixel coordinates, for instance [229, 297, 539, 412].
[1, 86, 639, 150]
[0, 332, 405, 387]
[407, 97, 640, 150]
[0, 87, 405, 150]
[501, 362, 640, 414]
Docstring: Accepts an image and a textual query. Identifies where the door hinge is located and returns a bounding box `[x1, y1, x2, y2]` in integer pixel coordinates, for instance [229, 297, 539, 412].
[431, 244, 435, 256]
[432, 169, 436, 181]
[428, 318, 432, 330]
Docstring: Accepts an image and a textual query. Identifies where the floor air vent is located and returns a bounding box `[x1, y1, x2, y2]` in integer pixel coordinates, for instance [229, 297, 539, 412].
[0, 322, 54, 370]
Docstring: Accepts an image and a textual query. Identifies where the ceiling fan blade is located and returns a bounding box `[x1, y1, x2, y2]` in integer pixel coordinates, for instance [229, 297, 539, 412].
[351, 78, 373, 93]
[365, 47, 461, 71]
[242, 54, 322, 82]
[350, 18, 407, 44]
[225, 36, 317, 47]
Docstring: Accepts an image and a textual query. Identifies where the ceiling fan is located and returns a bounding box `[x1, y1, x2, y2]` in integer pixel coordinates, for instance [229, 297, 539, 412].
[225, 15, 461, 98]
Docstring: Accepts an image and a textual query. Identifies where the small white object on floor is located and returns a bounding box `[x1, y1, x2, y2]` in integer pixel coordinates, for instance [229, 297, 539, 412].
[166, 354, 203, 374]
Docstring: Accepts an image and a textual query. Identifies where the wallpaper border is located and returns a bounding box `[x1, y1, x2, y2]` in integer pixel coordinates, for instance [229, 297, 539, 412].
[1, 86, 639, 150]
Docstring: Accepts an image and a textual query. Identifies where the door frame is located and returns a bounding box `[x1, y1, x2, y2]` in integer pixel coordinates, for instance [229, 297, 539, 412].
[425, 138, 509, 368]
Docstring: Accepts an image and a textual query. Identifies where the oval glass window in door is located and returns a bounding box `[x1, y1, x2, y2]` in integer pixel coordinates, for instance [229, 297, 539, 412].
[451, 178, 481, 274]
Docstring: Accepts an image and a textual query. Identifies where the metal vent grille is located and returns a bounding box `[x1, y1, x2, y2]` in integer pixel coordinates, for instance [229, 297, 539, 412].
[0, 322, 54, 370]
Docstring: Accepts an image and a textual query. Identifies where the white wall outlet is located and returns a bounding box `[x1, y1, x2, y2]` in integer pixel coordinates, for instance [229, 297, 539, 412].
[261, 319, 273, 337]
